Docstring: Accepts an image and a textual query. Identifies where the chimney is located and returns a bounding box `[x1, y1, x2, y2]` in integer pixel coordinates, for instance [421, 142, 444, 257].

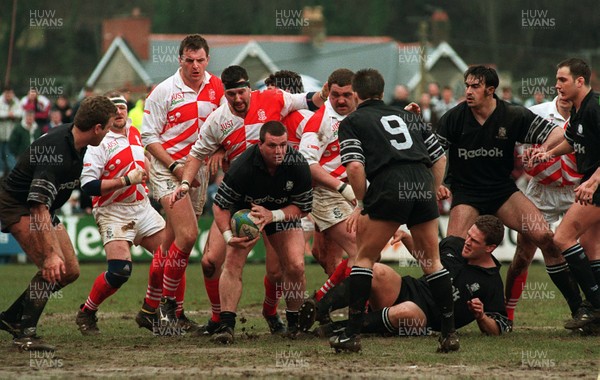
[430, 9, 449, 45]
[102, 8, 151, 60]
[302, 6, 326, 48]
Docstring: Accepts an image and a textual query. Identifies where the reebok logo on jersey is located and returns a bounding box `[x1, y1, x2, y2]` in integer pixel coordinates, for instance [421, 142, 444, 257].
[458, 147, 503, 160]
[573, 143, 586, 154]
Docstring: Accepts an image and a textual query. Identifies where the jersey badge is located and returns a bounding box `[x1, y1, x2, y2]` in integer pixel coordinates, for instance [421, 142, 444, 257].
[577, 124, 583, 136]
[496, 127, 507, 140]
[285, 180, 294, 191]
[208, 89, 216, 101]
[257, 109, 267, 122]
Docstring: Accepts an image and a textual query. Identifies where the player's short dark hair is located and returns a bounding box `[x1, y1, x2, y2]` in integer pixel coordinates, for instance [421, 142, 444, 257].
[557, 58, 591, 85]
[474, 215, 504, 246]
[264, 70, 304, 94]
[179, 34, 210, 57]
[352, 69, 384, 100]
[74, 96, 117, 132]
[464, 65, 499, 90]
[222, 65, 250, 88]
[259, 121, 287, 142]
[327, 68, 354, 88]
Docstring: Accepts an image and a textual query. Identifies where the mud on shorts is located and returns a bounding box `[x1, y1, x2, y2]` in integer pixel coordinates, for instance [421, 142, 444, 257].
[363, 163, 439, 228]
[525, 179, 575, 224]
[310, 186, 354, 231]
[93, 198, 166, 246]
[450, 182, 519, 216]
[148, 156, 208, 217]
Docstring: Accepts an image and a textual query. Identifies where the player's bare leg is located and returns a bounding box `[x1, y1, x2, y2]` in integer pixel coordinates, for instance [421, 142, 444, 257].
[446, 204, 479, 238]
[198, 221, 226, 335]
[263, 238, 285, 334]
[267, 228, 306, 337]
[497, 192, 583, 322]
[505, 233, 536, 324]
[331, 214, 398, 353]
[408, 218, 457, 352]
[553, 203, 600, 327]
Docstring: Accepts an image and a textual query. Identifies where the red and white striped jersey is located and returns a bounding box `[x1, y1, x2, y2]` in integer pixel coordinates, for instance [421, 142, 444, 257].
[525, 97, 582, 186]
[81, 123, 148, 207]
[190, 88, 308, 162]
[141, 70, 224, 162]
[299, 101, 348, 180]
[283, 109, 313, 150]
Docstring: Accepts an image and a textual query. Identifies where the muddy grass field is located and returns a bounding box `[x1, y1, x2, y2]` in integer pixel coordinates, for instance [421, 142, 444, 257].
[0, 262, 598, 379]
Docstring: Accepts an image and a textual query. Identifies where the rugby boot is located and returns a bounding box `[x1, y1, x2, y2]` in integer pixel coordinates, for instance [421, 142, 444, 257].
[177, 310, 200, 334]
[264, 312, 287, 335]
[211, 325, 234, 345]
[437, 331, 460, 353]
[298, 298, 317, 332]
[75, 306, 100, 336]
[157, 297, 178, 326]
[329, 332, 361, 353]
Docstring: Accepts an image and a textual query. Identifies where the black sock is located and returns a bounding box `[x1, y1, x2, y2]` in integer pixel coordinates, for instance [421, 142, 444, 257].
[344, 266, 373, 337]
[220, 311, 236, 329]
[590, 260, 600, 288]
[562, 244, 600, 308]
[546, 262, 582, 315]
[286, 310, 299, 329]
[362, 307, 395, 334]
[20, 272, 62, 334]
[317, 278, 350, 321]
[426, 268, 455, 336]
[2, 289, 28, 322]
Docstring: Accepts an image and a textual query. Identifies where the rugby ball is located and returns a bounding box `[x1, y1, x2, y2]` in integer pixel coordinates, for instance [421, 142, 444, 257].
[231, 209, 260, 240]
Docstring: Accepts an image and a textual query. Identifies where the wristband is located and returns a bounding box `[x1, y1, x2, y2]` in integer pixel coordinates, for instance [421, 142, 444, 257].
[123, 175, 131, 186]
[319, 91, 327, 101]
[181, 180, 190, 192]
[271, 209, 286, 222]
[337, 183, 347, 193]
[356, 200, 364, 209]
[223, 230, 233, 244]
[168, 162, 180, 173]
[120, 177, 126, 186]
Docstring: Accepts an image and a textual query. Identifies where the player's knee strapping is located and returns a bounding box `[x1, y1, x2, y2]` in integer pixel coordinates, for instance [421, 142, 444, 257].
[105, 260, 133, 288]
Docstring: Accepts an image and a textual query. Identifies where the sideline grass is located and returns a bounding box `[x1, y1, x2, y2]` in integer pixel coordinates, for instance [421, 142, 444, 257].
[0, 262, 598, 379]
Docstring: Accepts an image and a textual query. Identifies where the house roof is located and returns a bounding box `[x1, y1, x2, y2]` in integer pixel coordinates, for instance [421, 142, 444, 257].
[87, 34, 468, 101]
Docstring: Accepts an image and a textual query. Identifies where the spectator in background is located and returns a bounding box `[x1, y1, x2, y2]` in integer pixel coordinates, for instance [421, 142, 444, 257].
[418, 92, 439, 131]
[53, 95, 73, 123]
[389, 84, 411, 109]
[72, 86, 95, 116]
[0, 87, 22, 175]
[523, 91, 547, 108]
[9, 111, 41, 158]
[500, 86, 522, 105]
[428, 81, 442, 109]
[20, 89, 50, 131]
[434, 86, 458, 119]
[45, 109, 63, 133]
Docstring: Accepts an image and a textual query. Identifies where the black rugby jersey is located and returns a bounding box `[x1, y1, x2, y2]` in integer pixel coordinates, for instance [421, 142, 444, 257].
[416, 236, 509, 332]
[338, 99, 444, 180]
[1, 123, 85, 213]
[565, 90, 600, 178]
[436, 96, 557, 191]
[214, 144, 312, 213]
